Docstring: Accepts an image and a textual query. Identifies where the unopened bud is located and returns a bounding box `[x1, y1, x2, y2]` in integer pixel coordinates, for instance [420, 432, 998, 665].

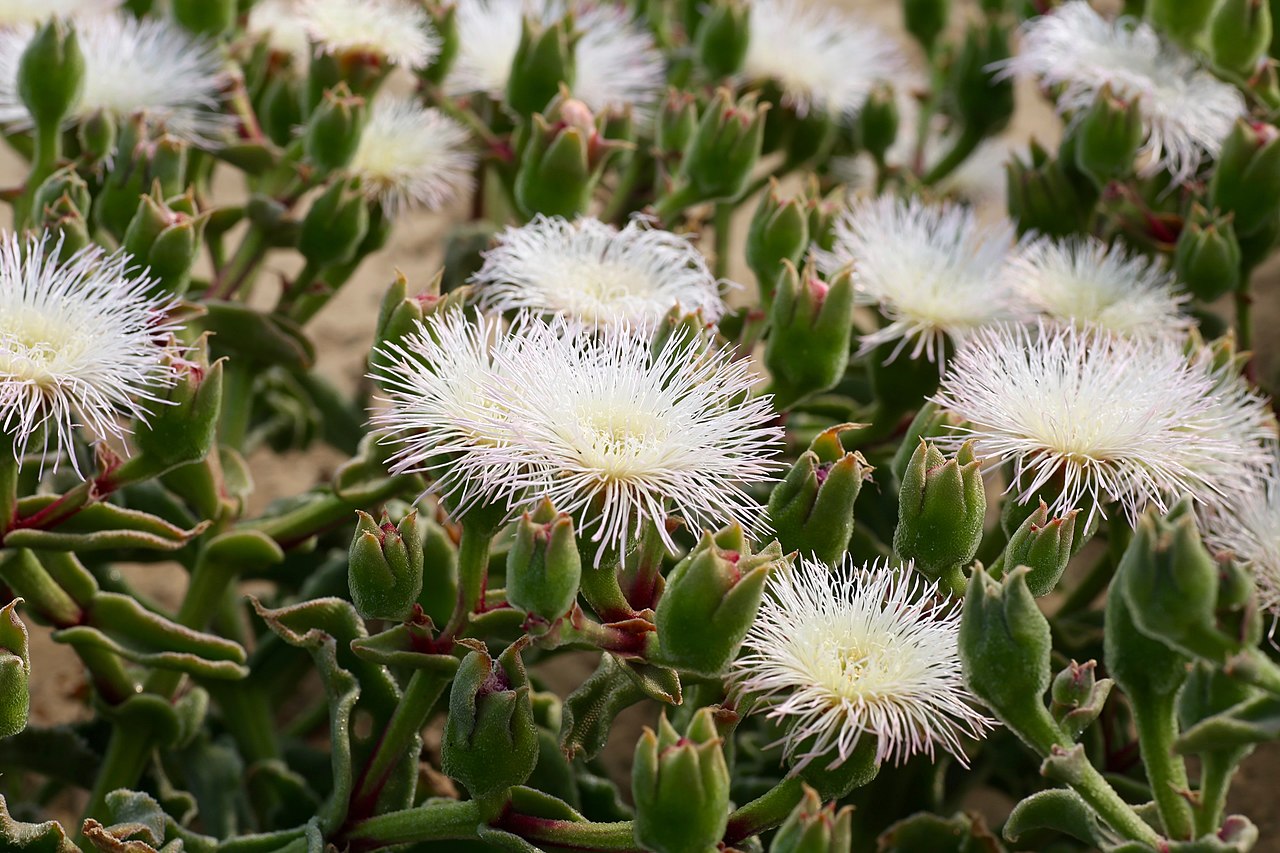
[349, 510, 425, 621]
[1209, 120, 1280, 238]
[1075, 85, 1143, 187]
[894, 441, 986, 587]
[632, 708, 730, 853]
[771, 785, 853, 853]
[1175, 205, 1242, 301]
[747, 182, 809, 306]
[859, 83, 899, 164]
[508, 16, 576, 117]
[695, 0, 750, 78]
[0, 600, 30, 740]
[172, 0, 236, 39]
[18, 20, 84, 131]
[903, 0, 949, 51]
[305, 83, 367, 174]
[765, 264, 854, 410]
[678, 88, 768, 203]
[131, 338, 224, 474]
[299, 177, 371, 268]
[1050, 660, 1113, 741]
[767, 425, 871, 567]
[1211, 0, 1272, 77]
[507, 499, 582, 623]
[1003, 500, 1078, 597]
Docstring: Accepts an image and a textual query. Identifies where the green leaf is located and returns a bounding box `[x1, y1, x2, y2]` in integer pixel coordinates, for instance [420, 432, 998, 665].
[6, 499, 209, 552]
[0, 794, 78, 852]
[1177, 694, 1280, 753]
[1004, 789, 1104, 845]
[202, 301, 315, 370]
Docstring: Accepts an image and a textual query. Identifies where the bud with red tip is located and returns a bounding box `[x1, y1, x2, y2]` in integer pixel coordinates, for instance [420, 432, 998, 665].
[514, 98, 627, 219]
[632, 708, 730, 853]
[1209, 120, 1280, 238]
[349, 510, 425, 622]
[894, 441, 986, 589]
[507, 499, 582, 624]
[765, 264, 854, 410]
[767, 425, 872, 567]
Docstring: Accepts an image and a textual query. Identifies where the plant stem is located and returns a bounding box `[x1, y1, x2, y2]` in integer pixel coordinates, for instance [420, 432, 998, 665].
[441, 524, 493, 641]
[78, 722, 154, 841]
[650, 183, 701, 224]
[497, 813, 637, 850]
[341, 799, 483, 849]
[1067, 757, 1164, 847]
[921, 128, 984, 187]
[1132, 691, 1195, 840]
[212, 227, 269, 300]
[723, 776, 805, 844]
[219, 361, 255, 451]
[713, 202, 733, 280]
[351, 670, 449, 815]
[1235, 287, 1253, 353]
[1194, 750, 1242, 837]
[15, 120, 60, 229]
[0, 450, 18, 532]
[602, 152, 650, 224]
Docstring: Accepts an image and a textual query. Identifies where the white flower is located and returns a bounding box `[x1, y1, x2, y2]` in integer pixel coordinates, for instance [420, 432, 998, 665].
[476, 317, 782, 563]
[299, 0, 439, 69]
[472, 215, 725, 326]
[0, 0, 118, 26]
[0, 12, 230, 144]
[1001, 1, 1244, 184]
[731, 557, 993, 771]
[0, 233, 181, 475]
[446, 0, 664, 118]
[246, 0, 313, 66]
[350, 96, 476, 216]
[1202, 453, 1280, 614]
[1006, 236, 1189, 339]
[932, 323, 1275, 526]
[817, 195, 1017, 362]
[740, 0, 906, 119]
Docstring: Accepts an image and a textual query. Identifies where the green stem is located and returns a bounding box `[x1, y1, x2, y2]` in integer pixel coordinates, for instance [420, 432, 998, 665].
[1054, 548, 1117, 619]
[1068, 758, 1164, 847]
[16, 120, 60, 229]
[351, 670, 449, 815]
[1194, 750, 1243, 837]
[724, 776, 805, 844]
[211, 227, 269, 300]
[1235, 288, 1253, 353]
[207, 680, 281, 763]
[650, 182, 702, 224]
[578, 549, 635, 623]
[78, 722, 154, 841]
[497, 814, 637, 850]
[441, 524, 493, 641]
[921, 128, 984, 187]
[0, 450, 18, 532]
[602, 152, 650, 224]
[341, 799, 483, 849]
[279, 260, 326, 322]
[712, 202, 733, 280]
[1132, 691, 1195, 840]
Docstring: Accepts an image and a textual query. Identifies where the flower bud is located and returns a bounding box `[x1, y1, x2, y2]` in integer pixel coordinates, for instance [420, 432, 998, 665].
[349, 510, 425, 621]
[678, 88, 768, 203]
[131, 339, 223, 474]
[260, 73, 305, 148]
[893, 441, 986, 586]
[122, 188, 207, 296]
[76, 109, 116, 166]
[1212, 0, 1272, 77]
[804, 181, 842, 253]
[858, 83, 899, 164]
[442, 638, 539, 799]
[39, 194, 92, 260]
[0, 599, 30, 740]
[1150, 0, 1218, 49]
[747, 182, 809, 306]
[1006, 141, 1097, 237]
[1209, 120, 1280, 238]
[767, 425, 872, 567]
[632, 708, 730, 853]
[1175, 205, 1242, 300]
[172, 0, 236, 39]
[695, 0, 751, 78]
[514, 99, 626, 219]
[32, 165, 90, 220]
[299, 177, 371, 268]
[305, 84, 367, 174]
[18, 20, 84, 131]
[1003, 500, 1077, 597]
[1050, 660, 1113, 741]
[654, 524, 785, 677]
[771, 785, 853, 853]
[1074, 85, 1143, 187]
[507, 16, 576, 117]
[903, 0, 949, 52]
[947, 22, 1013, 138]
[507, 499, 582, 623]
[656, 88, 698, 161]
[765, 264, 854, 410]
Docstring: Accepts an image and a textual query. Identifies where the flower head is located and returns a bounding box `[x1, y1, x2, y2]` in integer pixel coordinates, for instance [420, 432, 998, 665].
[732, 557, 993, 771]
[0, 233, 181, 475]
[246, 0, 313, 66]
[446, 0, 664, 119]
[1006, 236, 1189, 339]
[932, 323, 1275, 526]
[817, 195, 1016, 362]
[350, 96, 476, 216]
[1202, 452, 1280, 614]
[1001, 1, 1244, 184]
[299, 0, 440, 69]
[478, 317, 783, 562]
[741, 0, 905, 119]
[0, 0, 118, 26]
[472, 215, 725, 326]
[0, 11, 230, 143]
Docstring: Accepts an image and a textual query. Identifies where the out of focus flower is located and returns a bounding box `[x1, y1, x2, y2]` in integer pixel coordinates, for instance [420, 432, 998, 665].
[1202, 453, 1280, 614]
[472, 215, 725, 326]
[732, 557, 993, 771]
[350, 96, 476, 216]
[1001, 1, 1244, 184]
[0, 0, 118, 27]
[246, 0, 313, 65]
[299, 0, 440, 69]
[0, 233, 180, 475]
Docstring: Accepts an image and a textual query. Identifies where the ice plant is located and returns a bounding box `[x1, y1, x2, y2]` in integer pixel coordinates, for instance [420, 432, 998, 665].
[472, 215, 725, 326]
[0, 0, 118, 26]
[932, 323, 1272, 525]
[732, 557, 993, 771]
[817, 195, 1017, 362]
[1001, 0, 1245, 184]
[299, 0, 440, 69]
[1202, 453, 1280, 614]
[740, 0, 905, 119]
[477, 317, 782, 563]
[1006, 236, 1190, 339]
[246, 0, 313, 65]
[446, 0, 664, 118]
[0, 11, 229, 143]
[0, 233, 180, 474]
[350, 96, 476, 216]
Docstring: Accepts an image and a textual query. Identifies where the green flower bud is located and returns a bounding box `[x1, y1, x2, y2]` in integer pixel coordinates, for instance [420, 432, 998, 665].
[147, 134, 190, 199]
[38, 194, 92, 260]
[893, 441, 986, 586]
[1175, 205, 1242, 301]
[1006, 141, 1097, 237]
[442, 638, 539, 799]
[32, 165, 90, 219]
[903, 0, 949, 52]
[419, 2, 459, 86]
[122, 188, 207, 296]
[76, 109, 116, 166]
[656, 88, 698, 164]
[1209, 119, 1280, 238]
[960, 566, 1066, 755]
[947, 22, 1013, 138]
[1150, 0, 1218, 49]
[747, 181, 809, 306]
[260, 73, 305, 148]
[304, 83, 368, 174]
[0, 599, 31, 739]
[1074, 85, 1143, 187]
[1003, 500, 1078, 597]
[18, 20, 84, 131]
[767, 425, 872, 567]
[696, 0, 750, 77]
[1212, 0, 1272, 76]
[173, 0, 236, 39]
[632, 708, 730, 853]
[765, 264, 854, 410]
[1049, 660, 1113, 741]
[514, 99, 627, 219]
[349, 510, 425, 621]
[678, 88, 768, 204]
[649, 306, 720, 362]
[507, 498, 583, 624]
[508, 16, 576, 117]
[771, 785, 853, 853]
[299, 177, 371, 268]
[130, 339, 224, 475]
[859, 83, 899, 164]
[654, 524, 786, 677]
